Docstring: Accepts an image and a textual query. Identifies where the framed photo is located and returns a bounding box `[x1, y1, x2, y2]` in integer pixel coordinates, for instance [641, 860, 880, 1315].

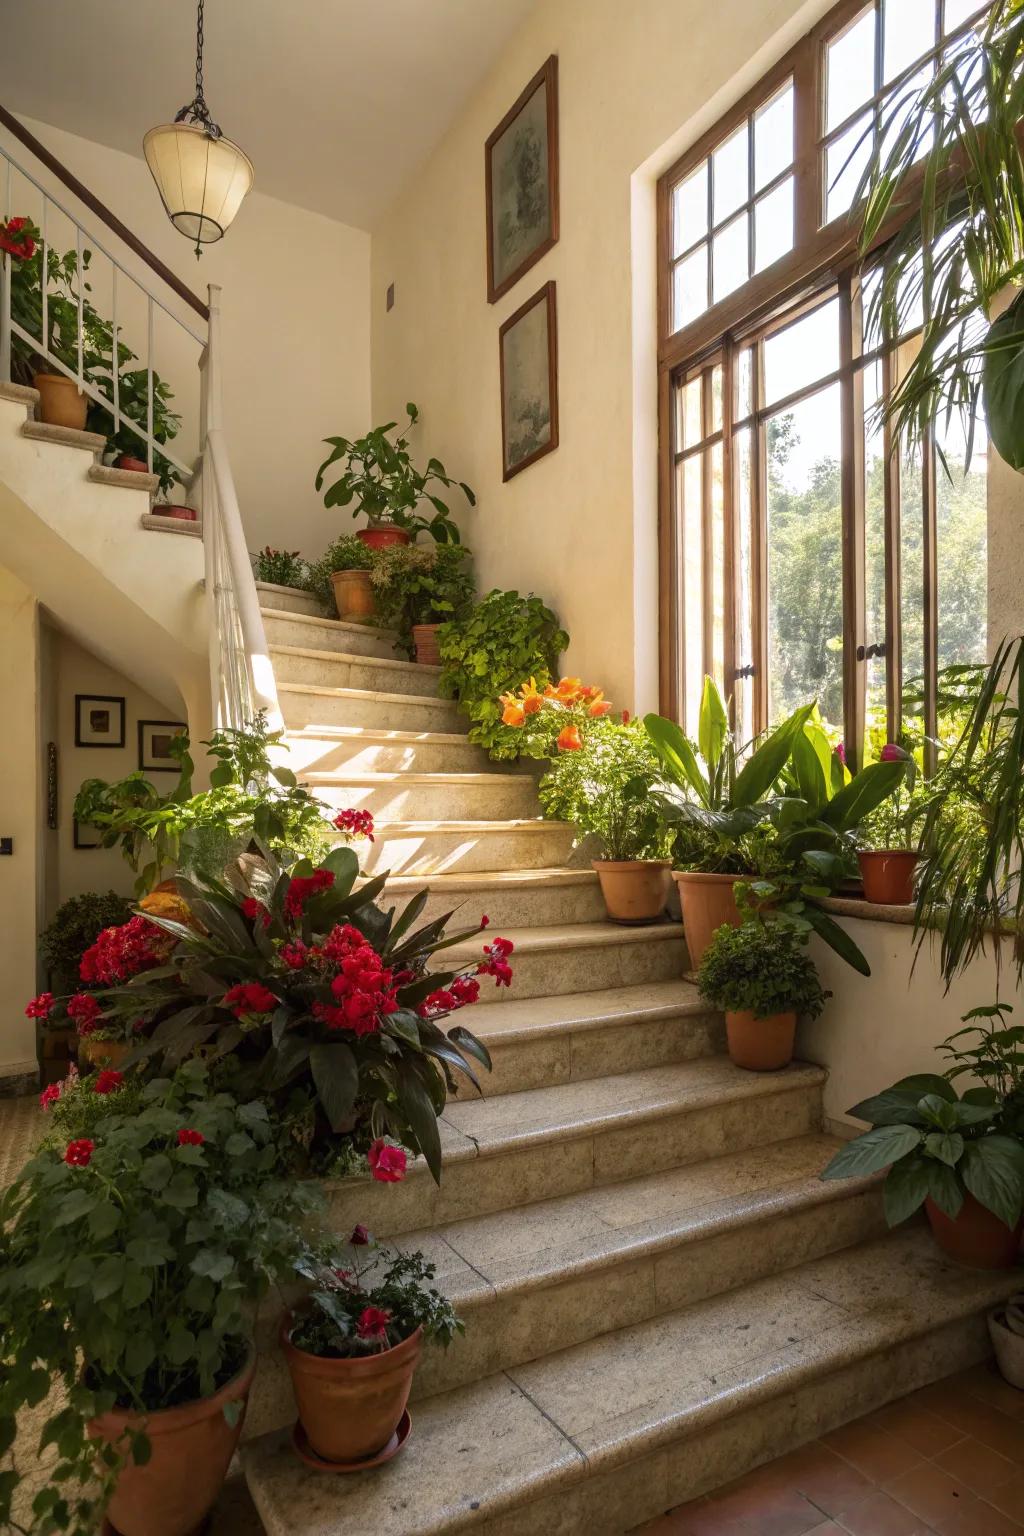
[72, 819, 101, 850]
[499, 280, 559, 480]
[139, 719, 188, 773]
[74, 694, 125, 749]
[485, 55, 558, 304]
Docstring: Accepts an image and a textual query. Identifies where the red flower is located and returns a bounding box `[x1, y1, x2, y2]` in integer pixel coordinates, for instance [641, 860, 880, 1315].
[349, 1223, 370, 1245]
[177, 1127, 204, 1146]
[25, 992, 54, 1020]
[279, 940, 309, 969]
[311, 926, 397, 1035]
[93, 1069, 123, 1095]
[451, 975, 480, 1006]
[478, 936, 514, 988]
[880, 743, 908, 763]
[356, 1306, 392, 1342]
[284, 868, 335, 920]
[417, 973, 480, 1016]
[621, 710, 631, 724]
[333, 808, 375, 843]
[222, 982, 278, 1018]
[39, 1082, 62, 1110]
[80, 916, 171, 985]
[67, 993, 101, 1028]
[0, 216, 36, 260]
[368, 1140, 407, 1183]
[480, 914, 490, 929]
[241, 898, 271, 929]
[64, 1138, 95, 1168]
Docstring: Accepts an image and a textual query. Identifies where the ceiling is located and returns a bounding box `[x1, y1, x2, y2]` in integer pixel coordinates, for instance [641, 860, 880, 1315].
[0, 0, 537, 229]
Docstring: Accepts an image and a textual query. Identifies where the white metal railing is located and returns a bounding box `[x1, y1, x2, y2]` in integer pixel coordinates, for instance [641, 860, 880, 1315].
[0, 137, 281, 735]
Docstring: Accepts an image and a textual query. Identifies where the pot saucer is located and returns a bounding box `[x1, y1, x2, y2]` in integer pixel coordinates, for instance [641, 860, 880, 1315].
[290, 1410, 412, 1473]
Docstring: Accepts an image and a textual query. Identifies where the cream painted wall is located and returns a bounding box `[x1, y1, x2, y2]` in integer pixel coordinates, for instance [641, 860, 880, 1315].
[1, 113, 371, 560]
[0, 565, 42, 1076]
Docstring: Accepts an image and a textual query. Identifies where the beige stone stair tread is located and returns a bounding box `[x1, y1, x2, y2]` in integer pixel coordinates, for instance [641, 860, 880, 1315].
[140, 512, 202, 537]
[304, 769, 528, 787]
[87, 463, 160, 491]
[442, 919, 681, 958]
[242, 1227, 1016, 1536]
[366, 817, 568, 833]
[0, 381, 39, 406]
[278, 680, 456, 707]
[439, 1056, 826, 1157]
[271, 642, 440, 675]
[260, 606, 395, 642]
[464, 979, 707, 1043]
[21, 419, 106, 451]
[380, 867, 595, 891]
[284, 723, 470, 746]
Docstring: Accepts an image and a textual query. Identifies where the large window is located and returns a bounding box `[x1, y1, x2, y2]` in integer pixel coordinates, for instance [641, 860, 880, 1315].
[658, 0, 990, 768]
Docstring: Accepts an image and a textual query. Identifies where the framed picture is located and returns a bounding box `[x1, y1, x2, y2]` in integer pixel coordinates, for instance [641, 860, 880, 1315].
[485, 55, 558, 304]
[72, 819, 101, 850]
[499, 280, 559, 480]
[139, 719, 188, 773]
[74, 694, 125, 748]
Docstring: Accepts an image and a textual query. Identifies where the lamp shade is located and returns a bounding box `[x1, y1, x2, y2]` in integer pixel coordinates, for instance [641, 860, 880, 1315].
[143, 121, 253, 246]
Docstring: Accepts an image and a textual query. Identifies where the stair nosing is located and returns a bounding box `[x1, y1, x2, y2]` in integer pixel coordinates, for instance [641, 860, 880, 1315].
[464, 980, 712, 1043]
[282, 725, 473, 746]
[374, 867, 599, 889]
[21, 419, 106, 452]
[279, 681, 456, 707]
[303, 770, 530, 787]
[261, 606, 396, 642]
[441, 920, 683, 957]
[271, 642, 439, 675]
[365, 818, 569, 834]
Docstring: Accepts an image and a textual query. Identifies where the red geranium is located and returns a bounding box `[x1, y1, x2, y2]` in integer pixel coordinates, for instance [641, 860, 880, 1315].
[311, 926, 398, 1035]
[350, 1223, 370, 1245]
[333, 808, 375, 843]
[64, 1138, 94, 1168]
[478, 935, 514, 988]
[80, 916, 171, 986]
[279, 940, 309, 969]
[39, 1082, 62, 1110]
[0, 216, 36, 260]
[66, 993, 101, 1028]
[283, 868, 335, 921]
[367, 1140, 407, 1183]
[241, 897, 271, 929]
[222, 982, 278, 1018]
[177, 1128, 204, 1146]
[25, 992, 54, 1020]
[356, 1306, 392, 1342]
[93, 1069, 123, 1095]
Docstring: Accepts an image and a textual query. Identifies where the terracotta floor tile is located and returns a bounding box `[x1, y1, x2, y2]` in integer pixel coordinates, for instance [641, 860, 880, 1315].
[702, 1481, 824, 1536]
[868, 1404, 965, 1457]
[771, 1445, 873, 1517]
[835, 1489, 937, 1536]
[822, 1423, 926, 1483]
[934, 1434, 1017, 1495]
[986, 1467, 1024, 1522]
[635, 1500, 749, 1535]
[882, 1465, 979, 1534]
[806, 1525, 848, 1534]
[935, 1503, 1024, 1536]
[947, 1364, 1024, 1419]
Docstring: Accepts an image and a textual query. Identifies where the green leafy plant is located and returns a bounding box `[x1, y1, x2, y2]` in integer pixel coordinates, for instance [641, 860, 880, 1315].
[289, 1229, 462, 1359]
[369, 544, 476, 657]
[304, 534, 376, 613]
[0, 1061, 323, 1536]
[437, 590, 568, 758]
[254, 547, 306, 587]
[537, 717, 670, 861]
[315, 404, 475, 543]
[74, 714, 329, 895]
[39, 891, 134, 990]
[697, 920, 830, 1020]
[939, 1002, 1024, 1140]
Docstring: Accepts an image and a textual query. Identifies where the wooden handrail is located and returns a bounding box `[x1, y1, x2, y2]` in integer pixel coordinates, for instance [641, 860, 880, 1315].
[0, 103, 209, 323]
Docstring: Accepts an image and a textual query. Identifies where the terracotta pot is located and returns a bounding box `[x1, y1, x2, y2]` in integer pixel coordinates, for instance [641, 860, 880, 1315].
[988, 1305, 1024, 1389]
[412, 623, 442, 666]
[356, 525, 409, 550]
[282, 1314, 422, 1464]
[78, 1036, 132, 1071]
[725, 1009, 796, 1071]
[152, 504, 197, 522]
[925, 1193, 1023, 1269]
[593, 859, 672, 924]
[115, 455, 149, 474]
[34, 372, 88, 430]
[331, 568, 376, 622]
[90, 1345, 254, 1536]
[672, 871, 743, 971]
[858, 849, 920, 905]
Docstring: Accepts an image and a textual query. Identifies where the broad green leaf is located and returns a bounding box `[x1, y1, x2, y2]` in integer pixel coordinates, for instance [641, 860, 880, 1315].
[821, 1123, 922, 1179]
[733, 705, 813, 808]
[883, 1151, 935, 1225]
[923, 1131, 964, 1168]
[818, 760, 906, 832]
[847, 1074, 955, 1125]
[802, 904, 871, 976]
[698, 677, 729, 774]
[983, 292, 1024, 472]
[309, 1041, 359, 1131]
[961, 1136, 1024, 1229]
[643, 714, 710, 806]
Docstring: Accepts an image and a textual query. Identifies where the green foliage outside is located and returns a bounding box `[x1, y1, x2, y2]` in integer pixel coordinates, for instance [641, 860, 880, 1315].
[697, 920, 830, 1021]
[40, 891, 134, 990]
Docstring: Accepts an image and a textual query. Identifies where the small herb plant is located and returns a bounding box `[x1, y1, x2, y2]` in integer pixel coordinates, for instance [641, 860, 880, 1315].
[305, 534, 375, 613]
[290, 1229, 462, 1358]
[369, 544, 476, 657]
[0, 1062, 323, 1536]
[315, 404, 475, 544]
[532, 713, 669, 861]
[254, 547, 306, 588]
[437, 590, 568, 758]
[697, 921, 830, 1020]
[39, 891, 134, 990]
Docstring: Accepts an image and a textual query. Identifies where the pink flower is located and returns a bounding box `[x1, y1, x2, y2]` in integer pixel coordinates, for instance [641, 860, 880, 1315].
[880, 743, 908, 763]
[834, 742, 847, 767]
[25, 992, 54, 1020]
[350, 1223, 370, 1245]
[93, 1069, 123, 1095]
[39, 1082, 62, 1111]
[333, 808, 375, 843]
[368, 1139, 407, 1183]
[356, 1306, 392, 1342]
[64, 1138, 94, 1168]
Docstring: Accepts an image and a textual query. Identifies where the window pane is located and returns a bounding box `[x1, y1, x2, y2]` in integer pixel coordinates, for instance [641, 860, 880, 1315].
[754, 83, 794, 191]
[673, 245, 708, 330]
[710, 441, 726, 694]
[736, 346, 754, 421]
[713, 124, 749, 225]
[710, 365, 724, 434]
[735, 425, 756, 745]
[678, 375, 704, 451]
[826, 110, 874, 223]
[863, 359, 889, 760]
[713, 211, 749, 302]
[827, 7, 877, 134]
[764, 298, 840, 406]
[943, 0, 983, 32]
[766, 385, 845, 731]
[884, 0, 936, 83]
[754, 176, 794, 273]
[880, 64, 935, 168]
[672, 163, 708, 255]
[936, 414, 987, 672]
[681, 454, 705, 735]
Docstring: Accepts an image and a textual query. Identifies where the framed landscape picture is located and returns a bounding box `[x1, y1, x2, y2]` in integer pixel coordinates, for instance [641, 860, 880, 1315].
[139, 719, 188, 773]
[499, 280, 558, 480]
[486, 55, 559, 304]
[74, 694, 125, 749]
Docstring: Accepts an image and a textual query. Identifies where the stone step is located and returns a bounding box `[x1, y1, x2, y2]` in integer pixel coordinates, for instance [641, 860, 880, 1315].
[357, 818, 576, 875]
[261, 606, 397, 660]
[141, 512, 202, 538]
[278, 725, 515, 777]
[436, 921, 686, 1005]
[242, 1227, 1017, 1536]
[87, 463, 159, 492]
[307, 769, 539, 822]
[21, 419, 106, 453]
[325, 1056, 826, 1236]
[256, 580, 322, 617]
[278, 681, 464, 734]
[370, 867, 606, 930]
[271, 643, 442, 698]
[466, 979, 723, 1095]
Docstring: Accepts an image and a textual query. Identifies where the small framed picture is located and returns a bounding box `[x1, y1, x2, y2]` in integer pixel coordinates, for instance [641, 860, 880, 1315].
[73, 819, 102, 850]
[75, 694, 125, 748]
[486, 55, 559, 304]
[139, 719, 188, 773]
[499, 280, 559, 480]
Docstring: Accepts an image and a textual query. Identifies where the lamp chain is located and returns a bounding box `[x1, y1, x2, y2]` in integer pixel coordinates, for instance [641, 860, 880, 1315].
[195, 0, 206, 112]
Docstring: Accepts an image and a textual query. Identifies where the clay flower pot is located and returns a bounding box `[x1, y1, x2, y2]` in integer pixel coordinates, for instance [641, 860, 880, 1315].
[858, 849, 920, 905]
[152, 504, 197, 522]
[672, 871, 743, 971]
[593, 860, 672, 924]
[78, 1036, 132, 1071]
[331, 568, 376, 623]
[725, 1009, 796, 1072]
[988, 1300, 1024, 1388]
[356, 524, 409, 550]
[90, 1345, 255, 1536]
[925, 1193, 1023, 1269]
[282, 1314, 422, 1465]
[412, 623, 442, 666]
[34, 372, 87, 430]
[115, 455, 149, 474]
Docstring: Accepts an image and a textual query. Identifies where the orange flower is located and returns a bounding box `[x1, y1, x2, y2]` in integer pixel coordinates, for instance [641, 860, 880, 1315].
[542, 683, 559, 699]
[518, 677, 542, 700]
[502, 703, 526, 727]
[588, 700, 612, 717]
[523, 694, 543, 715]
[557, 725, 583, 751]
[555, 677, 583, 702]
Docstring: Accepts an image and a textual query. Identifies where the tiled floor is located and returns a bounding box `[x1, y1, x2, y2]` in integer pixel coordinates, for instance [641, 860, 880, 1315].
[635, 1361, 1024, 1536]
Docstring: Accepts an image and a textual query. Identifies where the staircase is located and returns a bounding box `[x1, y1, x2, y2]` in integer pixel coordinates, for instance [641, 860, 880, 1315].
[241, 586, 1020, 1536]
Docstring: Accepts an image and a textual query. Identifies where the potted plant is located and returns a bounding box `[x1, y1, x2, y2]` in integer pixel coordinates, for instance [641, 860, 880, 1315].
[153, 485, 198, 523]
[0, 1060, 323, 1536]
[253, 546, 307, 588]
[369, 543, 476, 661]
[857, 744, 924, 903]
[315, 403, 476, 548]
[989, 1295, 1024, 1391]
[305, 534, 377, 622]
[696, 919, 830, 1071]
[40, 890, 134, 992]
[282, 1228, 461, 1467]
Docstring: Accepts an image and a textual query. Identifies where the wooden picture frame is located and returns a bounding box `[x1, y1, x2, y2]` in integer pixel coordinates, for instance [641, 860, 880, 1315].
[499, 280, 559, 481]
[74, 694, 125, 748]
[72, 819, 101, 850]
[485, 55, 559, 304]
[139, 719, 188, 773]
